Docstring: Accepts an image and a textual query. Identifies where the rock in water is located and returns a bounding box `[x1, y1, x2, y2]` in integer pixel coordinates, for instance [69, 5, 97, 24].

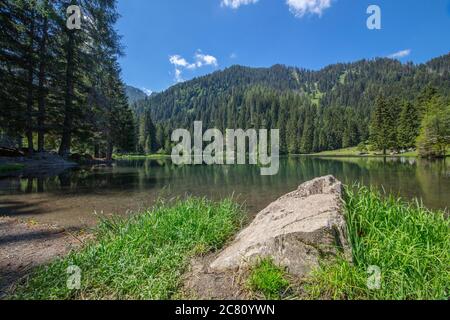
[210, 175, 351, 276]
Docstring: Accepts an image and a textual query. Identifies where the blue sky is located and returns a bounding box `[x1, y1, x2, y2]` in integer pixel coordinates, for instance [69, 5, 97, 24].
[117, 0, 450, 93]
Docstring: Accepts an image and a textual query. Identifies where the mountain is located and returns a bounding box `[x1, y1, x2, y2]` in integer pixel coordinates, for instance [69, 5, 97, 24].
[133, 53, 450, 154]
[125, 85, 148, 105]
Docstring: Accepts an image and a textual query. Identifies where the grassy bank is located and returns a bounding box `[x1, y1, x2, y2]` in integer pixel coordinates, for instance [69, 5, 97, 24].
[0, 163, 25, 174]
[11, 198, 244, 300]
[307, 186, 449, 300]
[312, 147, 450, 158]
[311, 147, 419, 157]
[8, 186, 449, 300]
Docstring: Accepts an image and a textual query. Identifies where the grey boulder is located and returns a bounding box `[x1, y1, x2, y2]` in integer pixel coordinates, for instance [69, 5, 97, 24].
[210, 175, 351, 276]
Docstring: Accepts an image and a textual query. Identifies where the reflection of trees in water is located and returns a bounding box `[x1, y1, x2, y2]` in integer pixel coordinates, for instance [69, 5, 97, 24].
[0, 157, 448, 210]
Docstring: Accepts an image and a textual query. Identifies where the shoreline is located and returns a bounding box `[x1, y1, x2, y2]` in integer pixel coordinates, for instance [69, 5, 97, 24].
[0, 153, 117, 178]
[0, 217, 87, 297]
[2, 181, 448, 300]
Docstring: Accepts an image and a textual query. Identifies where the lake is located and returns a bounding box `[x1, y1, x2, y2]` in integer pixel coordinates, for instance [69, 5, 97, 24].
[0, 156, 448, 230]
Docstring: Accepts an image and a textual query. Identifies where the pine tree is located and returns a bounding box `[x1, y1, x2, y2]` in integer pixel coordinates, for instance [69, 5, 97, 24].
[370, 96, 400, 154]
[398, 100, 420, 149]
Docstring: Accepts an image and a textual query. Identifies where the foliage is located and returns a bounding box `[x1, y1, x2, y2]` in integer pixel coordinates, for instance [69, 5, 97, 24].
[417, 96, 450, 158]
[0, 0, 136, 158]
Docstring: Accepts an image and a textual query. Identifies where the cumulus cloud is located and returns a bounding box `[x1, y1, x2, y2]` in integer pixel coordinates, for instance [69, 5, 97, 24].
[169, 55, 194, 69]
[221, 0, 259, 9]
[286, 0, 333, 17]
[194, 52, 219, 68]
[388, 49, 411, 59]
[169, 51, 219, 83]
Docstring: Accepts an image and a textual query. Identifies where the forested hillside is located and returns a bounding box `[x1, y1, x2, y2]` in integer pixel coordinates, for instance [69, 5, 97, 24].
[125, 86, 147, 105]
[134, 54, 449, 155]
[0, 0, 135, 160]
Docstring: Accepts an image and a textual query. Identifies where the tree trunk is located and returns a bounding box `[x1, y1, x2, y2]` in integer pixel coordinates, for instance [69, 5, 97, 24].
[94, 144, 100, 159]
[37, 11, 48, 153]
[106, 142, 113, 161]
[59, 31, 75, 158]
[26, 11, 35, 156]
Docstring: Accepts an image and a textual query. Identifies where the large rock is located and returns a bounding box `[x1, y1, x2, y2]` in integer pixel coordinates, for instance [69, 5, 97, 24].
[210, 175, 351, 276]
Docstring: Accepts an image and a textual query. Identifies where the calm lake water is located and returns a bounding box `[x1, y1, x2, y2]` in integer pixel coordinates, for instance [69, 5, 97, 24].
[0, 157, 448, 230]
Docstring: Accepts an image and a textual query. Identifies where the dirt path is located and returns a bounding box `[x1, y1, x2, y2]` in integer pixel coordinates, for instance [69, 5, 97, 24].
[0, 217, 86, 297]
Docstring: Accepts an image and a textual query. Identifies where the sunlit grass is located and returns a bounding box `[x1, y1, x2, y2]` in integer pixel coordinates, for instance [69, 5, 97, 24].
[247, 258, 290, 300]
[307, 186, 450, 300]
[11, 198, 244, 300]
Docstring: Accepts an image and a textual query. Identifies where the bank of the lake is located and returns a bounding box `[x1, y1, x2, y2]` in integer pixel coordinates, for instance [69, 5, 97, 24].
[310, 147, 450, 158]
[8, 186, 449, 300]
[113, 154, 171, 160]
[0, 153, 77, 178]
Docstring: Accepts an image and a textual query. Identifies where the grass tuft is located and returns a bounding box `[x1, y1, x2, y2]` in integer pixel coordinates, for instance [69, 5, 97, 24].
[10, 198, 244, 300]
[247, 258, 290, 300]
[307, 185, 450, 300]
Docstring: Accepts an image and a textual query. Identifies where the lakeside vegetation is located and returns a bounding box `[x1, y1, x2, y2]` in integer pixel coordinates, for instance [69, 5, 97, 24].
[311, 147, 419, 157]
[307, 186, 450, 300]
[9, 186, 449, 300]
[247, 258, 291, 300]
[311, 147, 449, 157]
[11, 198, 244, 300]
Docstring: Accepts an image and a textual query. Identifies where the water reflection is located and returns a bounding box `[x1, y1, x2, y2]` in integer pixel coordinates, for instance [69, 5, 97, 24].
[0, 157, 448, 228]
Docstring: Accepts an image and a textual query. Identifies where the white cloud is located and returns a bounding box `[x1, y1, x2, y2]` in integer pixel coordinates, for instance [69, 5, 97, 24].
[195, 52, 219, 68]
[174, 68, 183, 82]
[286, 0, 332, 17]
[388, 49, 411, 59]
[169, 51, 219, 83]
[142, 88, 153, 96]
[169, 55, 194, 69]
[221, 0, 258, 9]
[230, 52, 238, 59]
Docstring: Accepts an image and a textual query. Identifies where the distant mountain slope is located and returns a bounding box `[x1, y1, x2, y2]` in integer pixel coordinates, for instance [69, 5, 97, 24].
[134, 53, 449, 154]
[125, 85, 148, 105]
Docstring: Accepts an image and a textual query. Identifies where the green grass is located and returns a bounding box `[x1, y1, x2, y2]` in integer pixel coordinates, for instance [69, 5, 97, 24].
[247, 258, 290, 300]
[10, 198, 244, 300]
[312, 148, 449, 158]
[0, 163, 25, 173]
[114, 154, 170, 160]
[307, 186, 450, 300]
[312, 147, 421, 157]
[312, 147, 362, 156]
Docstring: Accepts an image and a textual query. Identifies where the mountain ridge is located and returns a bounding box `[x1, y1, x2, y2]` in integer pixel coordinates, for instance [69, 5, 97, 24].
[131, 53, 449, 154]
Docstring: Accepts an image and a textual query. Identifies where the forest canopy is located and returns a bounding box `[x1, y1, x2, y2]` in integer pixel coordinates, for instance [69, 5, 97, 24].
[0, 0, 135, 160]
